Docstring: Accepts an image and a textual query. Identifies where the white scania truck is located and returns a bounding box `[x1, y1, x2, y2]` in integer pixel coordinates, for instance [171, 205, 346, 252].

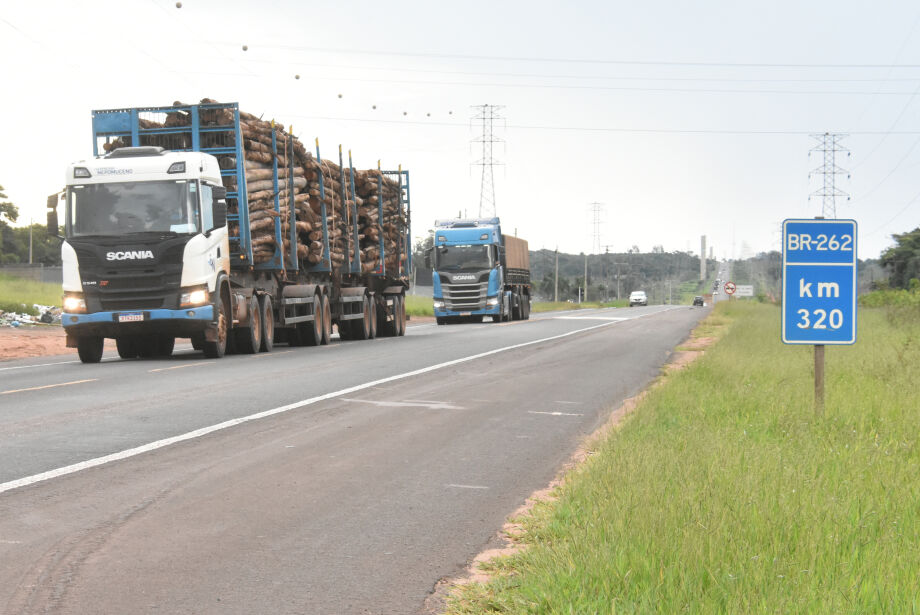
[56, 101, 410, 363]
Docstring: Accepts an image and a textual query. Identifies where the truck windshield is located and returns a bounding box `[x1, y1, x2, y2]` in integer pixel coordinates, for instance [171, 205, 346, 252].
[435, 245, 491, 271]
[66, 180, 200, 237]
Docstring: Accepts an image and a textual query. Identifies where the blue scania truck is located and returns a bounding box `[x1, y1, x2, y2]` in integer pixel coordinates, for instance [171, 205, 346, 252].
[427, 218, 531, 324]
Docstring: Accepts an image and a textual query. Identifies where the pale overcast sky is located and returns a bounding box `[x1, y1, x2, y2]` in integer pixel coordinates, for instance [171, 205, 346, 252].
[2, 0, 920, 261]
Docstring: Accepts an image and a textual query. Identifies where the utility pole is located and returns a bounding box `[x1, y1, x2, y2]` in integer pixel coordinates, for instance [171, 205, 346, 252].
[583, 252, 588, 303]
[29, 216, 33, 265]
[809, 132, 850, 219]
[471, 104, 504, 217]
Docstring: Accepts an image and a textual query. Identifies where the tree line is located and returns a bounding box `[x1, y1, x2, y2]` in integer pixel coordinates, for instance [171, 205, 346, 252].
[0, 185, 61, 266]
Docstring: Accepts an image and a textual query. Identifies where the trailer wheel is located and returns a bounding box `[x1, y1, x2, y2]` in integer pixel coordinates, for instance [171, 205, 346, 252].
[511, 290, 521, 320]
[368, 296, 377, 339]
[297, 291, 323, 347]
[522, 295, 530, 320]
[116, 337, 139, 359]
[234, 294, 261, 354]
[259, 295, 274, 353]
[77, 336, 104, 364]
[353, 295, 371, 340]
[396, 295, 407, 336]
[320, 294, 332, 344]
[203, 291, 230, 359]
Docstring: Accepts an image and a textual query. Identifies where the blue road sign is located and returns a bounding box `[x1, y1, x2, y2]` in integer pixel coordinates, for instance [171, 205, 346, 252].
[782, 219, 857, 345]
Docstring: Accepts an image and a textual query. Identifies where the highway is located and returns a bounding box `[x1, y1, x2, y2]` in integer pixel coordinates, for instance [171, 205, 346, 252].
[0, 305, 706, 614]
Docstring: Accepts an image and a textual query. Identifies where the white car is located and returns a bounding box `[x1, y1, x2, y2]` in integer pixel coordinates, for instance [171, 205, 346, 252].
[629, 291, 648, 307]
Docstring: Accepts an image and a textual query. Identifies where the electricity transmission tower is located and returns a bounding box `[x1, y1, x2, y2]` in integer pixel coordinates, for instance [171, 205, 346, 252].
[471, 104, 504, 217]
[589, 202, 604, 254]
[809, 133, 850, 219]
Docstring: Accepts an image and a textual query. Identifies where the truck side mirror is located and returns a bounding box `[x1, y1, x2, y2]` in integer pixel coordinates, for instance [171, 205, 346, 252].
[212, 186, 227, 229]
[46, 193, 63, 239]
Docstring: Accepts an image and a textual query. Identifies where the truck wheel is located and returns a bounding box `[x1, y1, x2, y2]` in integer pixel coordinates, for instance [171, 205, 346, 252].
[320, 294, 332, 345]
[156, 336, 175, 357]
[116, 337, 139, 359]
[522, 296, 530, 320]
[203, 292, 229, 359]
[190, 334, 204, 351]
[368, 297, 377, 339]
[235, 295, 261, 354]
[511, 291, 521, 320]
[354, 295, 371, 340]
[396, 295, 406, 336]
[380, 295, 399, 335]
[436, 317, 446, 326]
[259, 295, 274, 353]
[292, 293, 323, 346]
[77, 336, 104, 363]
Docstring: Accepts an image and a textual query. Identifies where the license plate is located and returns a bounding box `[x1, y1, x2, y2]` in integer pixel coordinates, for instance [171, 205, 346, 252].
[118, 312, 144, 323]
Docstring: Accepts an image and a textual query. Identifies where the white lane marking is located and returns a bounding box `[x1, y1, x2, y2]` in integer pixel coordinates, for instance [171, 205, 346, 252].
[554, 316, 628, 321]
[446, 484, 489, 490]
[0, 344, 195, 373]
[0, 320, 616, 496]
[341, 398, 462, 410]
[1, 379, 98, 396]
[528, 411, 584, 417]
[554, 401, 582, 405]
[149, 362, 211, 373]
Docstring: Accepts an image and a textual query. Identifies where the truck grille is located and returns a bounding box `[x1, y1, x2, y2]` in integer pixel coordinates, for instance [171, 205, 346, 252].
[442, 282, 488, 311]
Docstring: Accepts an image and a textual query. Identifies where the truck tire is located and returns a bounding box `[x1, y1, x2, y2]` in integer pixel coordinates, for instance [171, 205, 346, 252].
[353, 295, 371, 340]
[77, 336, 104, 364]
[522, 295, 530, 320]
[234, 295, 261, 354]
[203, 292, 230, 359]
[259, 295, 274, 353]
[368, 297, 377, 339]
[380, 295, 399, 335]
[436, 317, 446, 326]
[320, 294, 332, 345]
[511, 290, 521, 320]
[396, 295, 406, 336]
[296, 291, 323, 347]
[116, 337, 139, 359]
[190, 334, 204, 351]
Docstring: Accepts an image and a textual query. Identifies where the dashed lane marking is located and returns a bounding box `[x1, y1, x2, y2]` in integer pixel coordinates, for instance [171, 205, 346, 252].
[0, 379, 97, 396]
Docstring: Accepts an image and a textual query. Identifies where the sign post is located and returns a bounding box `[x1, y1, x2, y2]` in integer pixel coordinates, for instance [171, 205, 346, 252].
[782, 218, 857, 415]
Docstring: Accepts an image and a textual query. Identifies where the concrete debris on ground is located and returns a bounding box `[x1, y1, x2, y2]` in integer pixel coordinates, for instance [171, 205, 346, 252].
[0, 304, 61, 327]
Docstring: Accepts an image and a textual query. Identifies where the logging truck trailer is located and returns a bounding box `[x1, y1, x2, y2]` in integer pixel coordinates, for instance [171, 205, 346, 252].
[427, 217, 531, 324]
[57, 101, 411, 363]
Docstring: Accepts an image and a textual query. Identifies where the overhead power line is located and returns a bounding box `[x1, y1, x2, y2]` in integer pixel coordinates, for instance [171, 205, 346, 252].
[207, 41, 920, 69]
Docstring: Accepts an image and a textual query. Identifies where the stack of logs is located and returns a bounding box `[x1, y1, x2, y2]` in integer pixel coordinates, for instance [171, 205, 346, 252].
[104, 98, 407, 273]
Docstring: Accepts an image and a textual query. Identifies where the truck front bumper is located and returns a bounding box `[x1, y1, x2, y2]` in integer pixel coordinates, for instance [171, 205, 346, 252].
[62, 306, 215, 338]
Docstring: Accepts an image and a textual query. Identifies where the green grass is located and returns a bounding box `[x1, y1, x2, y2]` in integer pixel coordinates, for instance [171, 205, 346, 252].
[448, 301, 920, 614]
[405, 293, 434, 317]
[0, 274, 62, 314]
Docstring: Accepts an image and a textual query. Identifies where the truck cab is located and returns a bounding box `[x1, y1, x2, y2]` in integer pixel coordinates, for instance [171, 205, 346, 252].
[429, 217, 530, 324]
[61, 146, 230, 362]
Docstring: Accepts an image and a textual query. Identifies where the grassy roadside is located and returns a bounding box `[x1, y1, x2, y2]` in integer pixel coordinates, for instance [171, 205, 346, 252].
[447, 301, 920, 613]
[0, 274, 61, 314]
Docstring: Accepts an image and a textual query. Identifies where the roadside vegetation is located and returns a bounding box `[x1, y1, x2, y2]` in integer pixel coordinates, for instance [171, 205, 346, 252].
[448, 300, 920, 613]
[0, 274, 61, 314]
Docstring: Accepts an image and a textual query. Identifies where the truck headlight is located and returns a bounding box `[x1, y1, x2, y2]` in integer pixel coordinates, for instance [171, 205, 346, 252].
[63, 293, 87, 313]
[486, 296, 499, 306]
[180, 287, 210, 307]
[433, 300, 445, 309]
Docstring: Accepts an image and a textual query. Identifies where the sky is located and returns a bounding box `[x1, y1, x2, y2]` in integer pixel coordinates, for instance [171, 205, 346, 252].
[2, 0, 920, 261]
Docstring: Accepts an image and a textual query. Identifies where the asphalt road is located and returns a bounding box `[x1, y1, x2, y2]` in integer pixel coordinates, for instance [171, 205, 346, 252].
[0, 305, 707, 614]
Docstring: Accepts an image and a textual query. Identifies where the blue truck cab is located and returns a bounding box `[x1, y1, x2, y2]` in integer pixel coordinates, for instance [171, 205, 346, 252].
[428, 218, 531, 324]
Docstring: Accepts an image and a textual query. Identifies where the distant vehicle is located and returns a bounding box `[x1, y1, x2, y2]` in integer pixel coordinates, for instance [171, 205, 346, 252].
[693, 296, 704, 307]
[629, 291, 648, 307]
